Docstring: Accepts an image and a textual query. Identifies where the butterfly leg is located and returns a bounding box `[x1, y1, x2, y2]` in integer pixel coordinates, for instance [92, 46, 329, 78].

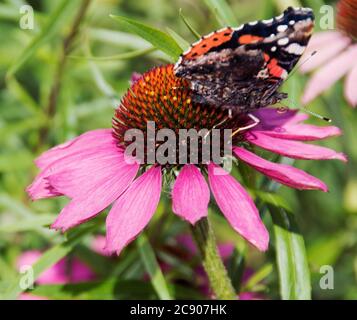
[231, 113, 260, 137]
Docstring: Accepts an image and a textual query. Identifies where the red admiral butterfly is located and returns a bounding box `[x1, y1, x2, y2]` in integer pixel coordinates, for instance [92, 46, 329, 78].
[174, 7, 314, 114]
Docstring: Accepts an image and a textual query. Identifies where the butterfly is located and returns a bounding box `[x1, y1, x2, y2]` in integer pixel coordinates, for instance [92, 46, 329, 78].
[174, 7, 314, 114]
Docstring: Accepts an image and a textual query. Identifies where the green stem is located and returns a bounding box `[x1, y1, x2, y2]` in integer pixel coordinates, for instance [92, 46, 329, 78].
[190, 217, 236, 300]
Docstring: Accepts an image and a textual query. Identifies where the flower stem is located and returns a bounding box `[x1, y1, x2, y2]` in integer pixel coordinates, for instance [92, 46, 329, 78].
[38, 0, 92, 147]
[190, 217, 236, 300]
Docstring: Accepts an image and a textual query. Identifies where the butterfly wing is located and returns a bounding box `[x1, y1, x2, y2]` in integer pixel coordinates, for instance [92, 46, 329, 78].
[174, 7, 314, 112]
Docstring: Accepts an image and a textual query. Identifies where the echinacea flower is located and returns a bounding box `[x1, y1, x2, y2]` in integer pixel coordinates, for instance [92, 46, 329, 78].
[27, 64, 346, 255]
[301, 0, 357, 107]
[17, 250, 95, 300]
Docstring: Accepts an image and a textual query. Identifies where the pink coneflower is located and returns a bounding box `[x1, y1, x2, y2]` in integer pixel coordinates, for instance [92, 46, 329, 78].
[17, 250, 95, 299]
[301, 0, 357, 107]
[27, 64, 345, 255]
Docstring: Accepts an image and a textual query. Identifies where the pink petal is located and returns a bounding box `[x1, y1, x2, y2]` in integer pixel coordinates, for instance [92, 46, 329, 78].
[47, 150, 127, 198]
[105, 166, 162, 255]
[91, 235, 109, 256]
[304, 31, 345, 53]
[345, 62, 357, 108]
[35, 129, 114, 169]
[246, 131, 347, 162]
[19, 293, 48, 300]
[252, 108, 307, 129]
[70, 260, 96, 283]
[17, 250, 94, 285]
[300, 34, 351, 73]
[254, 125, 341, 141]
[233, 147, 328, 191]
[27, 132, 126, 200]
[17, 251, 68, 284]
[252, 108, 341, 141]
[218, 243, 234, 260]
[208, 163, 269, 251]
[302, 45, 357, 104]
[130, 72, 142, 85]
[51, 160, 139, 231]
[172, 164, 209, 224]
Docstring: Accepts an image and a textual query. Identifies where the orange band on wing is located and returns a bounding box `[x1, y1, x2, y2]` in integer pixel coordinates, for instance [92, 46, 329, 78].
[267, 58, 284, 78]
[238, 35, 263, 44]
[184, 29, 234, 60]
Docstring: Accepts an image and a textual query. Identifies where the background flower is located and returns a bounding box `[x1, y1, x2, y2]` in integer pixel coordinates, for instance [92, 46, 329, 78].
[301, 0, 357, 107]
[17, 250, 95, 300]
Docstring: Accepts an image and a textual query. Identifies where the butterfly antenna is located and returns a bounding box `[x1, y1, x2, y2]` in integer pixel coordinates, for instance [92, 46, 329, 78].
[301, 106, 331, 122]
[281, 100, 331, 122]
[284, 50, 317, 83]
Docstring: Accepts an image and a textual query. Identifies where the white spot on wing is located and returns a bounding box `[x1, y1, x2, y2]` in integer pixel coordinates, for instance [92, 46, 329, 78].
[289, 20, 295, 25]
[262, 18, 273, 24]
[285, 43, 306, 55]
[233, 24, 244, 31]
[281, 69, 288, 79]
[249, 21, 258, 26]
[271, 46, 277, 52]
[277, 24, 288, 32]
[278, 37, 289, 46]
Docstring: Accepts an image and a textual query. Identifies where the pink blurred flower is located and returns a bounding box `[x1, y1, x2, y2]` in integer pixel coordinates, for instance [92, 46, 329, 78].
[301, 0, 357, 107]
[91, 235, 109, 256]
[27, 65, 345, 256]
[17, 250, 95, 300]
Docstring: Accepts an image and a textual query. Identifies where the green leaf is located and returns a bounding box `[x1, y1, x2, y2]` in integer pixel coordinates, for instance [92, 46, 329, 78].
[269, 205, 311, 300]
[203, 0, 237, 26]
[1, 225, 96, 300]
[30, 279, 156, 300]
[6, 0, 75, 77]
[6, 76, 40, 115]
[179, 9, 201, 39]
[301, 0, 324, 14]
[110, 15, 182, 61]
[255, 190, 292, 212]
[242, 263, 273, 292]
[227, 248, 246, 292]
[0, 214, 56, 233]
[166, 28, 190, 51]
[68, 47, 156, 61]
[137, 234, 172, 300]
[273, 0, 302, 12]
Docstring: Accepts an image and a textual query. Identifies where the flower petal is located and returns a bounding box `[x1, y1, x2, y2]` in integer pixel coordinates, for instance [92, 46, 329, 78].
[47, 151, 127, 198]
[345, 62, 357, 108]
[246, 131, 347, 161]
[252, 108, 307, 129]
[304, 31, 345, 53]
[302, 45, 357, 104]
[172, 164, 209, 224]
[208, 163, 269, 251]
[300, 34, 351, 73]
[51, 160, 139, 232]
[27, 132, 126, 200]
[35, 129, 114, 169]
[105, 166, 162, 255]
[252, 109, 341, 141]
[233, 147, 328, 191]
[254, 125, 341, 141]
